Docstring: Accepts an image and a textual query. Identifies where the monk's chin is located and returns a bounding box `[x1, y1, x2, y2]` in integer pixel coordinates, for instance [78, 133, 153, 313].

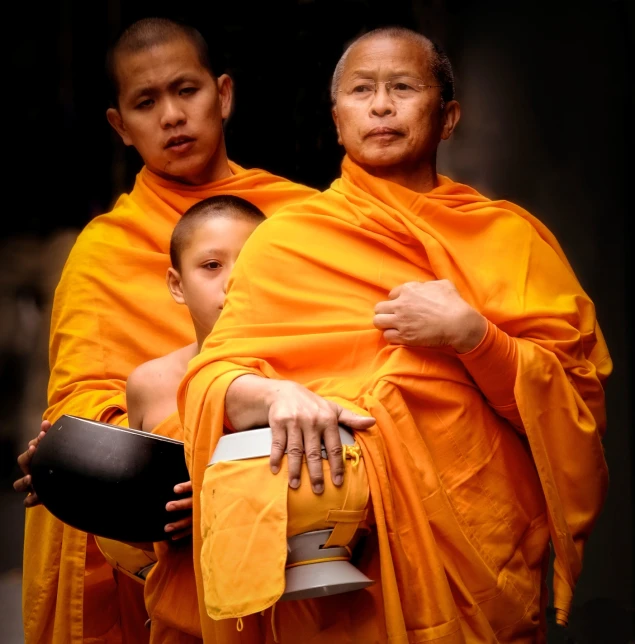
[155, 156, 217, 186]
[356, 149, 406, 169]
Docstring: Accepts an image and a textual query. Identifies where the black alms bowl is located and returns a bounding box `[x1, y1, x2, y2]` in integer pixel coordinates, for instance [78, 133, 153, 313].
[30, 414, 191, 542]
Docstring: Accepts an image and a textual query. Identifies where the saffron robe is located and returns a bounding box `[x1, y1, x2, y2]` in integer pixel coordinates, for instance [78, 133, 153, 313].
[22, 163, 317, 644]
[179, 156, 611, 643]
[146, 411, 203, 644]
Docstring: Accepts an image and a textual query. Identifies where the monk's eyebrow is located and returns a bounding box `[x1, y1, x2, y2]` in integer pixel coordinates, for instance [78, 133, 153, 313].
[196, 248, 228, 257]
[167, 74, 200, 89]
[347, 69, 418, 82]
[130, 85, 154, 101]
[349, 69, 375, 79]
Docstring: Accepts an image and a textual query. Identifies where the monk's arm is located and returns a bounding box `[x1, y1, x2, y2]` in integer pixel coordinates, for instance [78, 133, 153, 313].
[457, 319, 523, 430]
[225, 374, 375, 493]
[125, 368, 146, 430]
[225, 375, 305, 430]
[373, 279, 522, 429]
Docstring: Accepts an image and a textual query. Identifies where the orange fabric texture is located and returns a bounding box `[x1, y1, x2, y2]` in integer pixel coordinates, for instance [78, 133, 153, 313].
[145, 411, 203, 643]
[94, 536, 157, 585]
[22, 164, 317, 644]
[179, 156, 611, 643]
[199, 449, 369, 620]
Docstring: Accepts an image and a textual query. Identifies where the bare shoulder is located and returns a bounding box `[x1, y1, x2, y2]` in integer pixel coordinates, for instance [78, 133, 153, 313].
[127, 343, 198, 398]
[126, 343, 197, 431]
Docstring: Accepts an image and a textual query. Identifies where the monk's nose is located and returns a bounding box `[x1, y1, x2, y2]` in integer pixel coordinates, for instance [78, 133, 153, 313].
[370, 84, 394, 116]
[160, 97, 186, 129]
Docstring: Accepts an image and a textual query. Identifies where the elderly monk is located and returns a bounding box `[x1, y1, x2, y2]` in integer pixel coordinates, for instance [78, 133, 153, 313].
[179, 26, 612, 643]
[14, 16, 317, 644]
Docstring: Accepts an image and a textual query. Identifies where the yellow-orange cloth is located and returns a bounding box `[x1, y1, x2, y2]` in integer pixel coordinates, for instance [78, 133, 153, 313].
[145, 412, 202, 643]
[22, 163, 317, 644]
[94, 536, 157, 585]
[199, 446, 369, 620]
[458, 319, 523, 429]
[179, 156, 611, 643]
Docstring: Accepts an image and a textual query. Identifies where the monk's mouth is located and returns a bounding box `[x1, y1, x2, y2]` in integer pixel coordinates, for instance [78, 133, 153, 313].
[165, 137, 196, 150]
[366, 128, 402, 139]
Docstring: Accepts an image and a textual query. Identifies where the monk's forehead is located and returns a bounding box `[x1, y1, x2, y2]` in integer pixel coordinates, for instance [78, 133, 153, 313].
[343, 35, 431, 78]
[114, 36, 199, 82]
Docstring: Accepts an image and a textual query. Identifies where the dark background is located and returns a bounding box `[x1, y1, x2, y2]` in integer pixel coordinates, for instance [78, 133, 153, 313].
[1, 1, 632, 642]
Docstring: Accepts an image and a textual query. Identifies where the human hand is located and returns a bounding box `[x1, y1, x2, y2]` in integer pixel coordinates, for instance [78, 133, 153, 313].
[13, 420, 52, 507]
[164, 480, 193, 541]
[373, 280, 487, 353]
[265, 380, 375, 495]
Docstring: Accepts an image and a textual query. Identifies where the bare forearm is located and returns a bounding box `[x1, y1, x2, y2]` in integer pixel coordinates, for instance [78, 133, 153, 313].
[225, 374, 278, 431]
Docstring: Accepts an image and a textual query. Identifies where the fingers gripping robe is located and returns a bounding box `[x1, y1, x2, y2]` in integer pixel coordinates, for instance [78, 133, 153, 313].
[373, 279, 486, 351]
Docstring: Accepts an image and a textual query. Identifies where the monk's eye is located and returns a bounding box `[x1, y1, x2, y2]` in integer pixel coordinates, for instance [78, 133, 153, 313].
[180, 87, 198, 97]
[204, 261, 222, 270]
[135, 98, 154, 109]
[350, 82, 374, 95]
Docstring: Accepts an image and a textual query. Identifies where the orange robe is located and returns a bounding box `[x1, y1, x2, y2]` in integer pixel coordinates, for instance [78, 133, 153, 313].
[145, 411, 202, 644]
[22, 163, 317, 644]
[179, 156, 611, 643]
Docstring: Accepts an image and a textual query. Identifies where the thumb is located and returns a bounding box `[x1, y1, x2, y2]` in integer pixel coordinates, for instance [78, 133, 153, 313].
[337, 407, 376, 430]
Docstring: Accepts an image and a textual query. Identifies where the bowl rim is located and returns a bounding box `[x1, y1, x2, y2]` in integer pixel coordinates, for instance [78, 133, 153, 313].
[60, 414, 184, 446]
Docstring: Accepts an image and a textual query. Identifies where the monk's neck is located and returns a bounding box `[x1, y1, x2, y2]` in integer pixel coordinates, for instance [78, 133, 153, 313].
[361, 160, 439, 194]
[195, 331, 207, 352]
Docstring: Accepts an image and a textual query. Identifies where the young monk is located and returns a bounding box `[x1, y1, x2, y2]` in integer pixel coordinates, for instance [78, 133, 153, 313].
[13, 17, 317, 644]
[123, 195, 265, 644]
[179, 27, 612, 643]
[127, 195, 265, 434]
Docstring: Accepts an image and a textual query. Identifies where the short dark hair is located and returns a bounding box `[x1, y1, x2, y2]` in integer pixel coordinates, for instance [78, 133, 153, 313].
[170, 195, 266, 271]
[331, 26, 455, 108]
[105, 17, 215, 107]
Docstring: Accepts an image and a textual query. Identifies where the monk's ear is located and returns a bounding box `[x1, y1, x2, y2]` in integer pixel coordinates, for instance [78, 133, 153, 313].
[106, 108, 133, 147]
[166, 268, 186, 305]
[332, 107, 343, 145]
[216, 74, 234, 121]
[440, 100, 461, 141]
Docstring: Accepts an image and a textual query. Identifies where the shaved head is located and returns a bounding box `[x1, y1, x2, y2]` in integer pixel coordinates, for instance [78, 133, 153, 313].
[106, 17, 215, 106]
[331, 27, 455, 108]
[170, 195, 266, 271]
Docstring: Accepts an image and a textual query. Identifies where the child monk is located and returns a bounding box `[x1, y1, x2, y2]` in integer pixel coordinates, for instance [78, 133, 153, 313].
[123, 194, 266, 643]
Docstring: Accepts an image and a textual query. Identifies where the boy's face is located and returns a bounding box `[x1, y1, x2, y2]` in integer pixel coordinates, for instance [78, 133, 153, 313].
[167, 215, 261, 338]
[106, 37, 232, 185]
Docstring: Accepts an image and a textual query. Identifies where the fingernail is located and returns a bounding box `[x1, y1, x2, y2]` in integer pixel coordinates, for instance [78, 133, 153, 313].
[271, 465, 280, 474]
[164, 525, 173, 532]
[312, 483, 324, 494]
[334, 474, 343, 486]
[290, 478, 300, 488]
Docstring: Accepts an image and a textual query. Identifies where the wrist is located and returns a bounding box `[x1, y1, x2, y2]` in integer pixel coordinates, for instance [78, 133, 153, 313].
[453, 310, 487, 354]
[262, 379, 293, 410]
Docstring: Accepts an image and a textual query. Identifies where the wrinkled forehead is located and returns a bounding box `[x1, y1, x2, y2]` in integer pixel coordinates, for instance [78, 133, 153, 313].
[342, 35, 431, 79]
